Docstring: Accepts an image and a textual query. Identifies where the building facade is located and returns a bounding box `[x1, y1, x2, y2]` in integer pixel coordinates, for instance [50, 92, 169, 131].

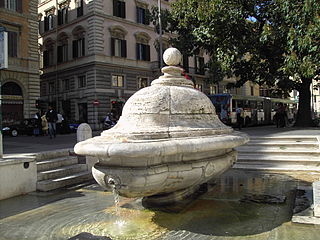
[38, 0, 214, 130]
[0, 0, 40, 125]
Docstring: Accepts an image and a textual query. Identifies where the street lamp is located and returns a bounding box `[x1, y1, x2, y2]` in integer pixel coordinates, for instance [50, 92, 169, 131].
[158, 0, 163, 69]
[0, 26, 8, 158]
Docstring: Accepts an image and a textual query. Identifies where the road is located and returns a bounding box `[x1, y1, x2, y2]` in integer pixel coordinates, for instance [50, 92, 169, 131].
[3, 125, 319, 155]
[3, 131, 102, 155]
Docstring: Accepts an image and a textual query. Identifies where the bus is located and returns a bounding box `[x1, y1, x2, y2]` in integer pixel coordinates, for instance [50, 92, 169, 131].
[208, 93, 298, 126]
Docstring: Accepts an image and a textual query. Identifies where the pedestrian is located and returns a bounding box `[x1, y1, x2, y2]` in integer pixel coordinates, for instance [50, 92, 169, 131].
[275, 103, 285, 128]
[33, 111, 42, 136]
[41, 113, 48, 136]
[46, 106, 58, 139]
[236, 107, 244, 130]
[220, 106, 228, 123]
[56, 113, 64, 134]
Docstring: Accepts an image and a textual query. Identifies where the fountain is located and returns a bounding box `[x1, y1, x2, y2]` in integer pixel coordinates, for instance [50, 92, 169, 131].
[74, 47, 249, 206]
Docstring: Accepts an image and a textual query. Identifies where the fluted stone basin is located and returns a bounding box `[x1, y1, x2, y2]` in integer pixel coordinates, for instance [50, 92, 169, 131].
[74, 48, 249, 204]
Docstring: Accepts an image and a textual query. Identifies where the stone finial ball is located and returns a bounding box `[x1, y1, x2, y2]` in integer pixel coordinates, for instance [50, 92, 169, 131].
[163, 48, 182, 66]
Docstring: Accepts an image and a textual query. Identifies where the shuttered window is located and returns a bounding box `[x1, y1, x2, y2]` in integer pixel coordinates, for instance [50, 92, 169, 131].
[43, 49, 54, 68]
[76, 0, 83, 17]
[72, 38, 85, 58]
[183, 55, 189, 73]
[8, 31, 18, 57]
[57, 44, 68, 63]
[1, 0, 22, 13]
[136, 7, 149, 25]
[111, 38, 126, 58]
[195, 56, 205, 75]
[136, 43, 150, 61]
[44, 14, 54, 31]
[58, 7, 68, 25]
[113, 0, 126, 18]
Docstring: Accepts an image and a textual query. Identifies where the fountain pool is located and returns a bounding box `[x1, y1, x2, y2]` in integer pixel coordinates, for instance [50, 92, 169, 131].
[1, 169, 319, 240]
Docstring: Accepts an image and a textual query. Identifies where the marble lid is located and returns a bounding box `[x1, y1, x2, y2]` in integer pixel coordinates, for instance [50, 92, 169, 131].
[100, 48, 232, 140]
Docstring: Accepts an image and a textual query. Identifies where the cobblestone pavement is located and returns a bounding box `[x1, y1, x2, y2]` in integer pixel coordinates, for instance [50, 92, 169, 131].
[3, 125, 319, 155]
[3, 131, 102, 155]
[1, 169, 320, 240]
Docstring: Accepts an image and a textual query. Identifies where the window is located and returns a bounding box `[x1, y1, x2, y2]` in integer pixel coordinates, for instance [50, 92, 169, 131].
[62, 79, 70, 91]
[113, 0, 126, 18]
[76, 0, 83, 17]
[49, 82, 55, 93]
[78, 75, 86, 88]
[8, 31, 18, 57]
[195, 84, 203, 92]
[1, 0, 22, 12]
[136, 7, 149, 25]
[112, 75, 124, 87]
[138, 77, 148, 89]
[43, 49, 53, 67]
[44, 14, 54, 31]
[250, 86, 254, 96]
[210, 85, 217, 95]
[195, 56, 205, 75]
[183, 55, 189, 72]
[58, 7, 68, 25]
[111, 38, 126, 58]
[136, 43, 150, 61]
[57, 44, 68, 63]
[72, 38, 85, 58]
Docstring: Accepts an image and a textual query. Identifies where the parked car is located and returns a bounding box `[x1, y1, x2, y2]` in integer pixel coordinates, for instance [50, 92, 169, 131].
[2, 119, 37, 137]
[3, 118, 81, 137]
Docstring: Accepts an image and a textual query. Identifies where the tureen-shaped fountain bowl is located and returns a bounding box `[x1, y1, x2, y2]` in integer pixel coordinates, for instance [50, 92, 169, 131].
[74, 48, 248, 201]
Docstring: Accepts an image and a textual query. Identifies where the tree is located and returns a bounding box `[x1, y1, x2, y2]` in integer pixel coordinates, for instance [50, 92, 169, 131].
[160, 0, 320, 127]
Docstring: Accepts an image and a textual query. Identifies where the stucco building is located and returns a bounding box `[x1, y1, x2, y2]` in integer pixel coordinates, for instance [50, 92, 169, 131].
[38, 0, 214, 130]
[0, 0, 39, 124]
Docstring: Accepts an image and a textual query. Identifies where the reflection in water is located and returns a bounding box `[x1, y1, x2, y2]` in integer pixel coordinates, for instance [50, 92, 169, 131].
[0, 169, 320, 240]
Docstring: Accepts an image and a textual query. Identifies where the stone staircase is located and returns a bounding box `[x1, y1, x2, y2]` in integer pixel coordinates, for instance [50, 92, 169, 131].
[233, 136, 320, 171]
[36, 149, 92, 191]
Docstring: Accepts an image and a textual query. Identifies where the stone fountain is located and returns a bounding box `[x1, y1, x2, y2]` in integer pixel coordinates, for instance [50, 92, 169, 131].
[74, 48, 249, 205]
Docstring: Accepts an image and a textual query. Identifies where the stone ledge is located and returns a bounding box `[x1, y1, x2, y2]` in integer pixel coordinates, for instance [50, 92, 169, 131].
[313, 181, 320, 217]
[0, 156, 36, 166]
[292, 184, 320, 225]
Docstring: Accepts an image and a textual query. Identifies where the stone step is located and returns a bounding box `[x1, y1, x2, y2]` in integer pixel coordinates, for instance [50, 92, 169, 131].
[37, 164, 88, 181]
[35, 149, 73, 161]
[37, 156, 78, 172]
[237, 147, 320, 156]
[249, 136, 319, 142]
[237, 154, 320, 164]
[37, 171, 92, 192]
[244, 141, 319, 149]
[233, 162, 320, 172]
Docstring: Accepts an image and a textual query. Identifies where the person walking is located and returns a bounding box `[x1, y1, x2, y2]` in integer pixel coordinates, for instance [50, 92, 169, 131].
[46, 106, 58, 139]
[33, 111, 42, 136]
[41, 113, 48, 136]
[236, 107, 244, 130]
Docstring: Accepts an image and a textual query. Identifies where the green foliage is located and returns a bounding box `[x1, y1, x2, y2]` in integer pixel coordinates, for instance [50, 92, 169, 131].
[159, 0, 320, 96]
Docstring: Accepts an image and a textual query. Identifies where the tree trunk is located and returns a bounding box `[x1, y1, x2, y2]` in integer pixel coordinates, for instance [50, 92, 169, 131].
[294, 78, 313, 127]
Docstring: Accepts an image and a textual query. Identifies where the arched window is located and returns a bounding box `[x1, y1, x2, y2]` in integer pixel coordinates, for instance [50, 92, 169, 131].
[72, 26, 85, 58]
[2, 82, 23, 96]
[43, 38, 55, 67]
[134, 32, 151, 61]
[57, 32, 69, 63]
[109, 25, 127, 58]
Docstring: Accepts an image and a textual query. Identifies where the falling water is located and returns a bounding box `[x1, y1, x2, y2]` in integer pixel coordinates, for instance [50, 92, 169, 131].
[108, 178, 127, 229]
[112, 186, 120, 216]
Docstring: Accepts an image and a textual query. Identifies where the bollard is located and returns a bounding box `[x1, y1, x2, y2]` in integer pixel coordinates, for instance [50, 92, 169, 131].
[76, 123, 93, 164]
[77, 123, 92, 142]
